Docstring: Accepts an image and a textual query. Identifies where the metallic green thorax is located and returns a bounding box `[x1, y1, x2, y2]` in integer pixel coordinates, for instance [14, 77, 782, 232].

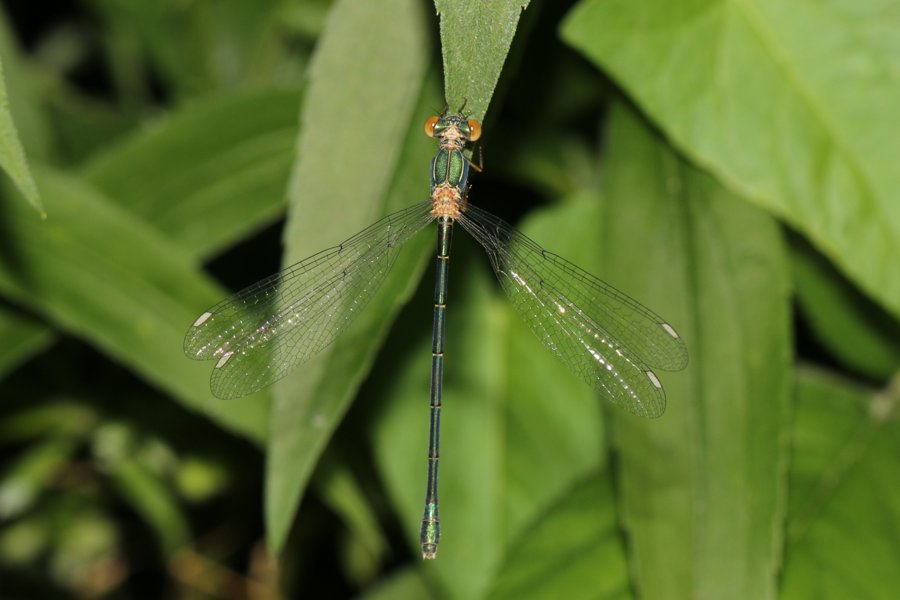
[431, 147, 468, 190]
[428, 113, 474, 203]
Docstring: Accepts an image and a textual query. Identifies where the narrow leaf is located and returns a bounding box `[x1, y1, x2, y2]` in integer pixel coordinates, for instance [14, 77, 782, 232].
[433, 0, 531, 120]
[0, 57, 42, 214]
[0, 168, 268, 442]
[600, 104, 791, 600]
[108, 456, 191, 555]
[0, 437, 80, 519]
[2, 90, 301, 424]
[265, 0, 435, 554]
[314, 455, 389, 565]
[83, 88, 302, 258]
[0, 6, 52, 160]
[791, 237, 900, 380]
[0, 311, 53, 380]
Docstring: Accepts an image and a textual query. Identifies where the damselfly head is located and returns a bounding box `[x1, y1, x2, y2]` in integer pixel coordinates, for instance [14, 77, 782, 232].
[424, 114, 482, 142]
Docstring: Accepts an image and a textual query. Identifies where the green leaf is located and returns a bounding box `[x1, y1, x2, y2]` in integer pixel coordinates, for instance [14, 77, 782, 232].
[491, 134, 597, 199]
[42, 88, 138, 164]
[0, 401, 96, 442]
[434, 0, 531, 121]
[791, 237, 900, 380]
[1, 89, 299, 434]
[83, 88, 301, 259]
[0, 311, 53, 380]
[783, 367, 900, 600]
[0, 437, 80, 519]
[107, 456, 190, 555]
[173, 455, 229, 502]
[265, 0, 435, 554]
[0, 56, 43, 215]
[49, 507, 119, 585]
[91, 0, 214, 97]
[0, 513, 49, 566]
[599, 104, 791, 600]
[91, 0, 318, 98]
[0, 5, 53, 161]
[372, 246, 604, 599]
[562, 0, 900, 321]
[485, 473, 631, 600]
[0, 168, 269, 442]
[314, 454, 388, 569]
[356, 567, 435, 600]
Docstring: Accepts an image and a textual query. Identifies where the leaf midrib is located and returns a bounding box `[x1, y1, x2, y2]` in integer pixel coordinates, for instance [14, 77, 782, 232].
[726, 0, 900, 257]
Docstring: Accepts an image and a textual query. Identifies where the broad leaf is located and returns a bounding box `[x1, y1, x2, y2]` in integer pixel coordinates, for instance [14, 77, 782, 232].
[486, 473, 631, 600]
[563, 0, 900, 321]
[783, 367, 900, 600]
[356, 567, 435, 600]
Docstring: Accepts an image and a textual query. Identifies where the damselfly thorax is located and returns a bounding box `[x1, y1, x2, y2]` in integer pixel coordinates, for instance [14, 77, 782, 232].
[425, 115, 480, 219]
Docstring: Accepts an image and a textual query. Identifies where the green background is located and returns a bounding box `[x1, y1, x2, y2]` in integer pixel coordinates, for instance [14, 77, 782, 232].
[0, 0, 897, 598]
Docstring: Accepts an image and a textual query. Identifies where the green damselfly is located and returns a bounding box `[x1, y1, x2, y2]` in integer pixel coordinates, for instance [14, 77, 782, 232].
[185, 111, 688, 559]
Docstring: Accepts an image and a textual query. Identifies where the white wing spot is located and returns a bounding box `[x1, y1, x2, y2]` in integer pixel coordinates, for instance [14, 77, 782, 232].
[556, 302, 566, 315]
[661, 323, 679, 338]
[646, 370, 662, 388]
[215, 351, 235, 369]
[193, 311, 213, 327]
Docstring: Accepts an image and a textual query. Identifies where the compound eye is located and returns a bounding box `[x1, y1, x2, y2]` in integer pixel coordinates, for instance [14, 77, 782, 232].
[467, 119, 482, 141]
[424, 115, 440, 137]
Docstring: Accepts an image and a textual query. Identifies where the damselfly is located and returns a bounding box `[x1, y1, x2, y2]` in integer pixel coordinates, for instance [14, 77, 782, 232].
[185, 111, 688, 559]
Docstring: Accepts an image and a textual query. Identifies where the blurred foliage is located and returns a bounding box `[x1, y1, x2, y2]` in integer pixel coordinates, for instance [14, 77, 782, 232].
[0, 0, 897, 598]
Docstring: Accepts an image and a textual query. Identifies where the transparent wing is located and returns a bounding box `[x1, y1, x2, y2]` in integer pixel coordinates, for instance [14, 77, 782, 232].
[185, 201, 435, 399]
[458, 204, 687, 418]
